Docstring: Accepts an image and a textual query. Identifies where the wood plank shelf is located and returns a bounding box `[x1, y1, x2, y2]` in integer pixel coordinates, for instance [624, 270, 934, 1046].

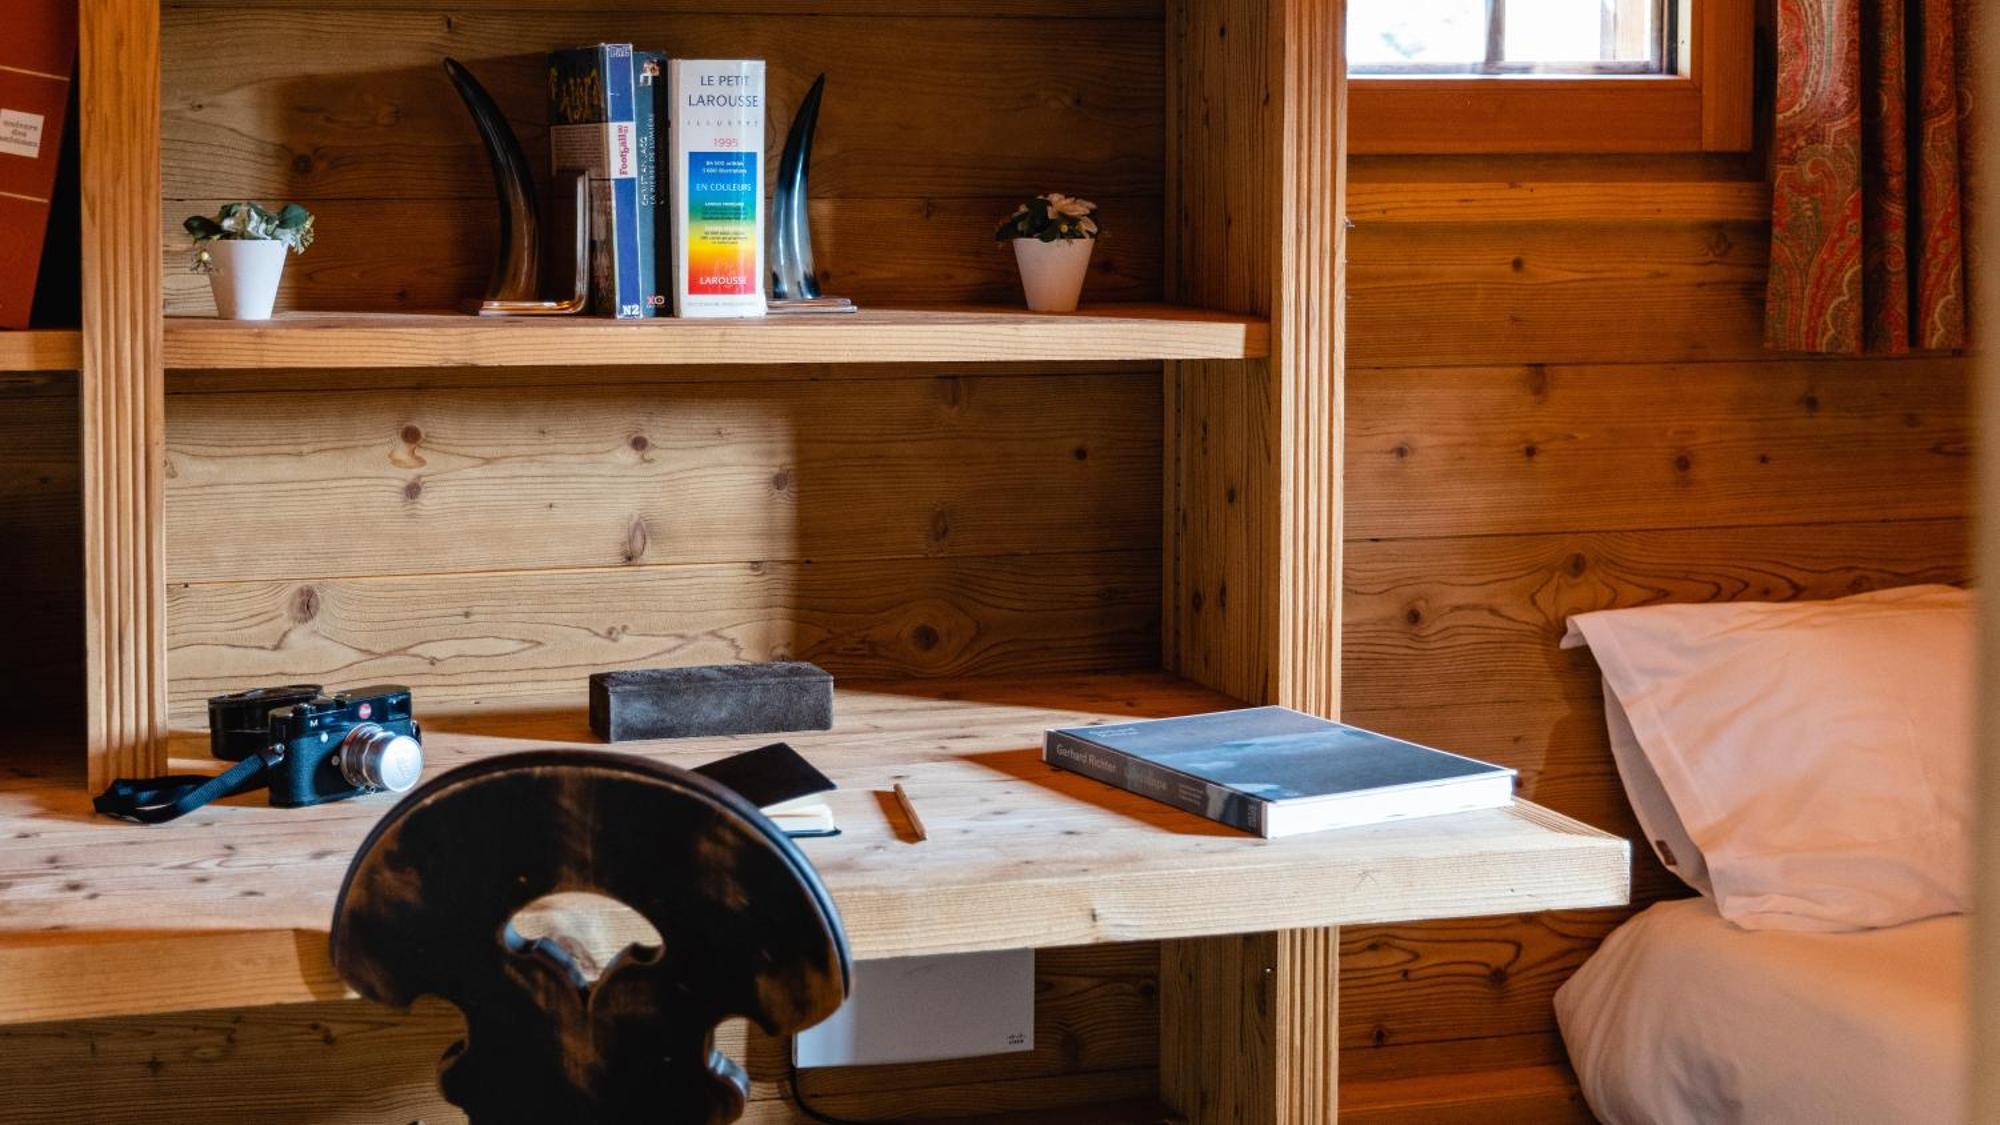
[0, 672, 1627, 1026]
[160, 305, 1270, 370]
[0, 329, 82, 372]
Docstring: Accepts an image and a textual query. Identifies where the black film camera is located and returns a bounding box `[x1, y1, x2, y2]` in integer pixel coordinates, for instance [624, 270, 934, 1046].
[208, 684, 425, 807]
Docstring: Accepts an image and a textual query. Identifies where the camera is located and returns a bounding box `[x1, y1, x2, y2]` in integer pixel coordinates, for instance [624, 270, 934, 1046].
[207, 684, 424, 807]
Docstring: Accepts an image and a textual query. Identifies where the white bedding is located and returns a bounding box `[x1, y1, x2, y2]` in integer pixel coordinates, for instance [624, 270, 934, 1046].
[1555, 897, 1966, 1125]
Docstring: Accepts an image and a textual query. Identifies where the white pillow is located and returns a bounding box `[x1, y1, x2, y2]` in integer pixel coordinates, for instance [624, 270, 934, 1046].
[1561, 584, 1973, 932]
[1599, 679, 1712, 897]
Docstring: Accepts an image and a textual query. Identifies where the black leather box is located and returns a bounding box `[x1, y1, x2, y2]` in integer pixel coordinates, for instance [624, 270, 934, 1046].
[589, 662, 835, 742]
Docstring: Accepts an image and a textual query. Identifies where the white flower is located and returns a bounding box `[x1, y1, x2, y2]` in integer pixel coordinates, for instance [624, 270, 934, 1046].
[1044, 193, 1097, 220]
[1078, 217, 1099, 236]
[219, 203, 270, 238]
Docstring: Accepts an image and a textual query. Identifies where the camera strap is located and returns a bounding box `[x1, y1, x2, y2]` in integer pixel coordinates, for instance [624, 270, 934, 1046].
[92, 747, 280, 824]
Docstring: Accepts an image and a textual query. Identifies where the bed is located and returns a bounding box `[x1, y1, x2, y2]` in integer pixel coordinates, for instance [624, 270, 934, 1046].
[1555, 585, 1974, 1124]
[1555, 897, 1966, 1125]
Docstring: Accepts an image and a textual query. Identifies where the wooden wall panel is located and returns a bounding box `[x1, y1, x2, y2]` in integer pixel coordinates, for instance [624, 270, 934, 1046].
[0, 377, 84, 741]
[1345, 519, 1972, 736]
[166, 550, 1159, 723]
[158, 8, 1164, 315]
[1347, 219, 1771, 367]
[162, 368, 1165, 724]
[0, 942, 1158, 1123]
[1346, 180, 1770, 224]
[160, 11, 1163, 200]
[1348, 358, 1971, 539]
[1340, 1064, 1595, 1125]
[164, 373, 1161, 581]
[1339, 911, 1625, 1057]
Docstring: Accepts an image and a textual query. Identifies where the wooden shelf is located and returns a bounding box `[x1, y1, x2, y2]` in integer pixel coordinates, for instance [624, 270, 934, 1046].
[160, 305, 1270, 371]
[0, 672, 1626, 1026]
[0, 329, 82, 372]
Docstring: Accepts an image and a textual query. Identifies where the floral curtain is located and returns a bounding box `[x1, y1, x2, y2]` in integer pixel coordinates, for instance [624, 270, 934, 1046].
[1767, 0, 1968, 354]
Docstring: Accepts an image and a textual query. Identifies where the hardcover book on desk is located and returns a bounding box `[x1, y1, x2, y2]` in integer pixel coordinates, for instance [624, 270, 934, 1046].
[0, 0, 75, 329]
[1045, 707, 1515, 838]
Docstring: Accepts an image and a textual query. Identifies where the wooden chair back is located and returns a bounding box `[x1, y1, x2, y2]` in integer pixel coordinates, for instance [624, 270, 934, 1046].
[331, 749, 851, 1124]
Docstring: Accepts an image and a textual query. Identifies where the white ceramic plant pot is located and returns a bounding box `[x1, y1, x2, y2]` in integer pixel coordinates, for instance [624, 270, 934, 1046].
[204, 240, 289, 319]
[1012, 237, 1094, 313]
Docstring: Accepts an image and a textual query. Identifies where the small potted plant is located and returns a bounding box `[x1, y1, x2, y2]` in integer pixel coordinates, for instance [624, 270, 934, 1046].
[996, 193, 1100, 313]
[184, 201, 315, 319]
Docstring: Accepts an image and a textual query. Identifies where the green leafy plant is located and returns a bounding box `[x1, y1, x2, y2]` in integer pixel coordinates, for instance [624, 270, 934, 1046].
[184, 202, 315, 273]
[995, 193, 1101, 242]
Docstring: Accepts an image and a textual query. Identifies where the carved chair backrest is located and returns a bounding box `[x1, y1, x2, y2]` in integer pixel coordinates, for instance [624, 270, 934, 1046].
[331, 750, 851, 1124]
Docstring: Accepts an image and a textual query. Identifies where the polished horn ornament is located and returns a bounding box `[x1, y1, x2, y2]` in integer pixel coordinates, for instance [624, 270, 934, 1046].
[443, 57, 589, 315]
[768, 73, 855, 314]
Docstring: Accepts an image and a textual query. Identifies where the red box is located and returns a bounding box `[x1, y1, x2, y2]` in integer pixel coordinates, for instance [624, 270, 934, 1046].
[0, 0, 78, 330]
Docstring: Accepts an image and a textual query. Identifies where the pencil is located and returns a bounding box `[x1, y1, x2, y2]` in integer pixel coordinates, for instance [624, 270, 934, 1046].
[893, 782, 928, 842]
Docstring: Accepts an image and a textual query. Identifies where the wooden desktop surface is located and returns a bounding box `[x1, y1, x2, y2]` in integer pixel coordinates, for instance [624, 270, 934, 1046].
[0, 673, 1628, 1026]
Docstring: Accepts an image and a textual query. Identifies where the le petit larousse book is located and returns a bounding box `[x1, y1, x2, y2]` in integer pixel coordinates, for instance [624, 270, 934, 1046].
[669, 59, 766, 318]
[547, 44, 648, 318]
[1044, 707, 1515, 838]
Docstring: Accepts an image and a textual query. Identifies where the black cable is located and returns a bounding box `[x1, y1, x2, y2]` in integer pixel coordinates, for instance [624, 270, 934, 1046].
[787, 1057, 876, 1125]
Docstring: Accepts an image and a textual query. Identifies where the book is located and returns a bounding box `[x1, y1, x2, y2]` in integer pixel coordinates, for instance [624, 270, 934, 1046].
[0, 0, 76, 330]
[1044, 707, 1515, 838]
[633, 50, 667, 317]
[547, 44, 648, 319]
[692, 740, 839, 838]
[668, 59, 766, 318]
[762, 796, 837, 837]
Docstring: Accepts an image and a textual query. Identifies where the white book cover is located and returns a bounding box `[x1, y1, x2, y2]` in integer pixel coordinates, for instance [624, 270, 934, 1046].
[668, 59, 766, 318]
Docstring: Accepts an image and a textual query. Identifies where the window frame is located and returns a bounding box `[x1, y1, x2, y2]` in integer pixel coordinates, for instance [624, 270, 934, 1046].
[1347, 0, 1754, 155]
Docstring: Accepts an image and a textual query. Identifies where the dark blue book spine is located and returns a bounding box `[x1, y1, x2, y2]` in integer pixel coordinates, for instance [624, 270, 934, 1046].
[633, 51, 665, 316]
[1043, 730, 1265, 835]
[548, 44, 644, 318]
[600, 45, 644, 319]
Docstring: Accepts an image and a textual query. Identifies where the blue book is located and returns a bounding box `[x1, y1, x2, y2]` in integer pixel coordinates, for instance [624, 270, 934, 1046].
[633, 50, 667, 316]
[1045, 707, 1515, 837]
[548, 43, 647, 318]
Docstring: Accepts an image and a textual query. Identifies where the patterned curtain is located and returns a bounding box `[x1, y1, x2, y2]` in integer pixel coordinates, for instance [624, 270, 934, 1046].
[1767, 0, 1968, 354]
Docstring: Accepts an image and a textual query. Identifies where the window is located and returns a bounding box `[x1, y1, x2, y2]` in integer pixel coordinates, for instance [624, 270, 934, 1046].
[1351, 0, 1670, 76]
[1346, 0, 1753, 155]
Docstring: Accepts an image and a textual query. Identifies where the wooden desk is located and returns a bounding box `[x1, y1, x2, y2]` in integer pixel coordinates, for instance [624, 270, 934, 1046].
[0, 674, 1628, 1121]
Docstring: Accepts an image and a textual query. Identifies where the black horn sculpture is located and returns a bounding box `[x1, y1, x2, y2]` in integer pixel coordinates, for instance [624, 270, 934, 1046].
[767, 74, 854, 314]
[444, 57, 589, 315]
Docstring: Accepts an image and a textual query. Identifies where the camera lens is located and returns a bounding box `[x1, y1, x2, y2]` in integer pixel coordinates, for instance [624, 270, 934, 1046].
[337, 723, 423, 793]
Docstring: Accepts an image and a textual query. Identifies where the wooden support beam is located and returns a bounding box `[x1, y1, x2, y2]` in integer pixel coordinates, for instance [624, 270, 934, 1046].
[1162, 0, 1345, 1118]
[1165, 0, 1343, 715]
[1160, 928, 1340, 1124]
[79, 0, 167, 787]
